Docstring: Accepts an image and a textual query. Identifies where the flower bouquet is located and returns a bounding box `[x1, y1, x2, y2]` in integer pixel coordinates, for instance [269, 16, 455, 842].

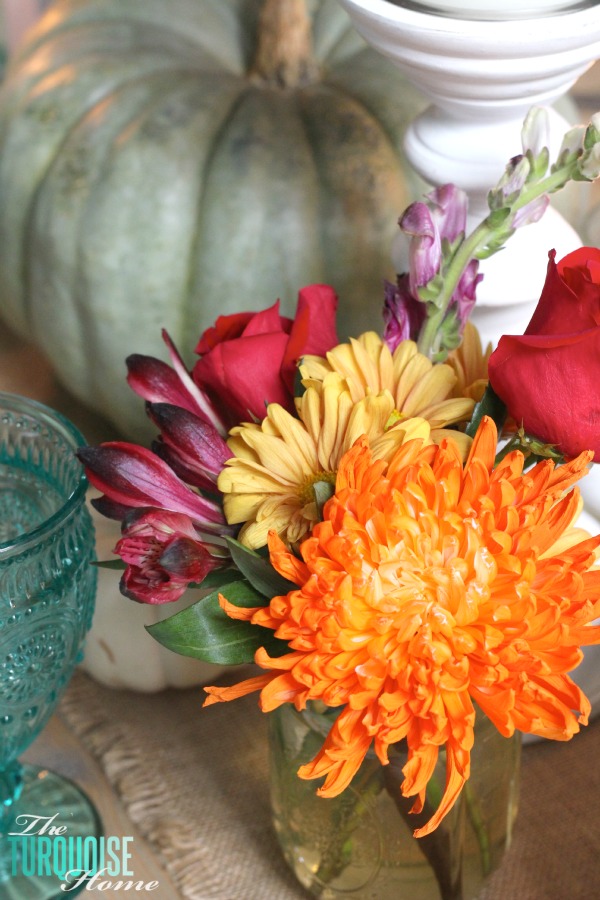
[80, 109, 600, 899]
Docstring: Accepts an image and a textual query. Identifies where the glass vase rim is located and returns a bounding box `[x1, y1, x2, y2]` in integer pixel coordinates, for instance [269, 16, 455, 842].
[0, 391, 89, 558]
[284, 700, 503, 758]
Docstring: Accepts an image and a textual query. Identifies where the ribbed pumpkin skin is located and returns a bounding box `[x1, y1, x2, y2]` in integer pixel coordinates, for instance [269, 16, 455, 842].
[0, 0, 423, 438]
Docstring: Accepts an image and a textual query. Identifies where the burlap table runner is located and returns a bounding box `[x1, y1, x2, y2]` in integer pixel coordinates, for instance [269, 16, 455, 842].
[59, 670, 600, 900]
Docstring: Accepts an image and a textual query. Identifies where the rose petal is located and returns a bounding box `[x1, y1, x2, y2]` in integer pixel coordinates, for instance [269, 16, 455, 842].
[526, 250, 600, 336]
[193, 332, 292, 422]
[281, 285, 338, 391]
[489, 330, 600, 457]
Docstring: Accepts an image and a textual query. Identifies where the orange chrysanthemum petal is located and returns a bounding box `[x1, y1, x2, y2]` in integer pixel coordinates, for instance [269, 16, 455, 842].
[297, 708, 372, 796]
[218, 595, 260, 621]
[208, 419, 600, 836]
[267, 530, 310, 585]
[203, 674, 272, 707]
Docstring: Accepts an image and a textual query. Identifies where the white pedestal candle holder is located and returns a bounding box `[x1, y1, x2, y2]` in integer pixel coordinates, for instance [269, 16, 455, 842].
[337, 0, 600, 722]
[337, 0, 600, 348]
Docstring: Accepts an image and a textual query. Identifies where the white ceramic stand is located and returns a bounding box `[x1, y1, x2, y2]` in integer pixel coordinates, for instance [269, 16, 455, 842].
[337, 0, 600, 726]
[337, 0, 600, 348]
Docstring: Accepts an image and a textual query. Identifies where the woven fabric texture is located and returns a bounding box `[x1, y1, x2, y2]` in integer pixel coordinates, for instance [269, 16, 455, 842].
[59, 670, 600, 900]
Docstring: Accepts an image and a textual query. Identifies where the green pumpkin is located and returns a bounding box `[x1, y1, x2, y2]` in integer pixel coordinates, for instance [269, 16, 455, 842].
[0, 0, 424, 438]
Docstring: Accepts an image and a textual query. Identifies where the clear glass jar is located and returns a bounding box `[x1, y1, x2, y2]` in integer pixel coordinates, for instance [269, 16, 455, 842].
[269, 703, 521, 900]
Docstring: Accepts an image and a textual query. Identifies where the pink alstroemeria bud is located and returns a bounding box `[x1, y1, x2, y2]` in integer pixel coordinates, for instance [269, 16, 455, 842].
[78, 443, 227, 533]
[127, 330, 227, 436]
[146, 404, 231, 492]
[116, 509, 225, 604]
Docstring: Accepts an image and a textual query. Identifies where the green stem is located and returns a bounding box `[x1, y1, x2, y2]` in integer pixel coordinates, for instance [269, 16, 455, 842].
[493, 434, 522, 466]
[464, 782, 491, 877]
[512, 160, 579, 213]
[383, 758, 464, 900]
[416, 155, 580, 360]
[313, 766, 384, 887]
[417, 223, 494, 357]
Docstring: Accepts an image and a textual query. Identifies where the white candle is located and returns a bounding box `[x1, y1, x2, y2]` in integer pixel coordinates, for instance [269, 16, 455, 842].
[392, 0, 596, 19]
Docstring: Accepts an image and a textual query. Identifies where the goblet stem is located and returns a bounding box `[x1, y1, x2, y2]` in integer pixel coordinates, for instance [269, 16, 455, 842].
[0, 392, 101, 898]
[0, 760, 23, 881]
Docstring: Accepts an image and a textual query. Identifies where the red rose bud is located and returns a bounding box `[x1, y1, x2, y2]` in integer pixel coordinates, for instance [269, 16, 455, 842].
[488, 248, 600, 458]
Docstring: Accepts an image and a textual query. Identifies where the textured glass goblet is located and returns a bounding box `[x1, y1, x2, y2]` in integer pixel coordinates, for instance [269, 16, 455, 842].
[0, 393, 99, 898]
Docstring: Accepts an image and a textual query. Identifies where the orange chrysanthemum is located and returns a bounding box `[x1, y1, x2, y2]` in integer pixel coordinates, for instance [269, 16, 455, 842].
[204, 418, 600, 837]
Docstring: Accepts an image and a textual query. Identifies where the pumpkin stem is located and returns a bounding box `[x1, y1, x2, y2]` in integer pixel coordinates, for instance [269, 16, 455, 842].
[251, 0, 319, 88]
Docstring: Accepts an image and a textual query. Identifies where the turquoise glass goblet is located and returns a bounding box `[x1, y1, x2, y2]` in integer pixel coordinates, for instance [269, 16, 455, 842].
[0, 393, 99, 898]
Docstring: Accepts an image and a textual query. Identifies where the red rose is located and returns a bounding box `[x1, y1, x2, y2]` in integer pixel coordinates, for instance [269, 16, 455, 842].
[193, 285, 338, 424]
[488, 247, 600, 458]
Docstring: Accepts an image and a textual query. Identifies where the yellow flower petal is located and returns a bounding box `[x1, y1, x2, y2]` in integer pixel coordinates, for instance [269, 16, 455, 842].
[402, 364, 457, 415]
[222, 334, 476, 549]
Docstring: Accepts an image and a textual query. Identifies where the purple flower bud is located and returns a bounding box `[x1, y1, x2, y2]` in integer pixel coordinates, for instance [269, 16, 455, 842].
[495, 155, 531, 204]
[400, 202, 441, 293]
[521, 107, 549, 159]
[146, 403, 231, 492]
[512, 194, 550, 229]
[383, 276, 427, 352]
[126, 331, 227, 436]
[452, 259, 483, 327]
[427, 184, 468, 244]
[78, 442, 226, 532]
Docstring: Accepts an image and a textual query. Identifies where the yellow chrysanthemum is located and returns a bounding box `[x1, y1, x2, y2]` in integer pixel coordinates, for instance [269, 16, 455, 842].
[219, 372, 431, 548]
[220, 335, 477, 550]
[446, 321, 492, 403]
[300, 331, 475, 438]
[206, 419, 600, 837]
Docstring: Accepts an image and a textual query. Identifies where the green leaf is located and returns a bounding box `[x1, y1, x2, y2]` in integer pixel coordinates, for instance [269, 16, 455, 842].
[92, 558, 126, 571]
[530, 146, 550, 180]
[226, 537, 297, 597]
[146, 580, 289, 664]
[584, 119, 600, 150]
[474, 228, 515, 260]
[313, 480, 335, 519]
[294, 358, 307, 398]
[196, 567, 239, 590]
[465, 383, 507, 439]
[417, 273, 445, 306]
